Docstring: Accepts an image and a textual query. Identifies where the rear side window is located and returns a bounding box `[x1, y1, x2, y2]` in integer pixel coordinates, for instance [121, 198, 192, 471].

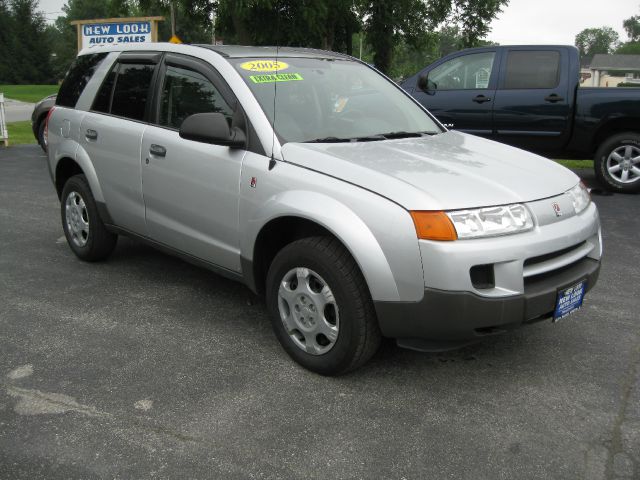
[57, 53, 108, 108]
[110, 63, 155, 121]
[503, 51, 560, 89]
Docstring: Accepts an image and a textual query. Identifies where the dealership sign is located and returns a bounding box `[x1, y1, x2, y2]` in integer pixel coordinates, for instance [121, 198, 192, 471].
[71, 17, 164, 52]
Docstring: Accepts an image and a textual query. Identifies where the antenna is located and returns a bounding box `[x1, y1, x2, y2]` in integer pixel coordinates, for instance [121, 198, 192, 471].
[269, 0, 280, 170]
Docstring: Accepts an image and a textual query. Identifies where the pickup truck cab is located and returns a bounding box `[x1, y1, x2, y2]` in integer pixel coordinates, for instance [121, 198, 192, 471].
[48, 44, 601, 374]
[402, 45, 640, 193]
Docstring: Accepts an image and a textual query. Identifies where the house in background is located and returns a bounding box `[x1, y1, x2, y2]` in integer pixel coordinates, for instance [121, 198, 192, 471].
[580, 54, 640, 87]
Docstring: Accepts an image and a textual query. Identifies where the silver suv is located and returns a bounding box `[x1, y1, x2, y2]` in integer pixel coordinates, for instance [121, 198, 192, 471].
[48, 44, 602, 375]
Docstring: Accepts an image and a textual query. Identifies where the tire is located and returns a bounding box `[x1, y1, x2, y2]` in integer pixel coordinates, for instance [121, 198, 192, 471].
[37, 119, 47, 153]
[594, 132, 640, 193]
[266, 236, 381, 375]
[60, 174, 117, 261]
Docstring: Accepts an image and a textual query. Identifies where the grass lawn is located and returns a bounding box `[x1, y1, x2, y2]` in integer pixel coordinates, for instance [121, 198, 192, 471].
[555, 159, 593, 169]
[0, 85, 58, 103]
[2, 121, 36, 146]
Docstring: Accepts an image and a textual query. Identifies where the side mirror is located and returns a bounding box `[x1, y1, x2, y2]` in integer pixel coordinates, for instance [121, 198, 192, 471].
[417, 74, 437, 95]
[179, 112, 246, 148]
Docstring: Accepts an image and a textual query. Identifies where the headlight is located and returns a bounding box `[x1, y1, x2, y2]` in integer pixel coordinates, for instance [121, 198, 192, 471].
[566, 182, 590, 214]
[446, 204, 534, 239]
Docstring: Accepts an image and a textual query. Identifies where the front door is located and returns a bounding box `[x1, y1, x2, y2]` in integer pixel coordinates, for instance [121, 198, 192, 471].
[141, 55, 245, 272]
[411, 50, 499, 136]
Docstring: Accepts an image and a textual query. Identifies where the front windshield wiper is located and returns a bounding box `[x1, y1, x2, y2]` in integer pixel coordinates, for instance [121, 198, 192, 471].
[304, 136, 352, 143]
[377, 131, 439, 139]
[304, 132, 439, 143]
[305, 135, 386, 143]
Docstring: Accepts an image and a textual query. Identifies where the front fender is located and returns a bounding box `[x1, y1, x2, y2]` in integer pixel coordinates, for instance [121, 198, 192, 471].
[243, 190, 401, 302]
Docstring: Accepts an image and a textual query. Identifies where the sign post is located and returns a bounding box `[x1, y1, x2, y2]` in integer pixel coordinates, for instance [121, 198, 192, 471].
[0, 93, 8, 147]
[70, 17, 164, 52]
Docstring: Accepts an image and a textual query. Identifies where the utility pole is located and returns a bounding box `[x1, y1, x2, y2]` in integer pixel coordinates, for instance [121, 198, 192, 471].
[211, 10, 216, 44]
[170, 1, 176, 37]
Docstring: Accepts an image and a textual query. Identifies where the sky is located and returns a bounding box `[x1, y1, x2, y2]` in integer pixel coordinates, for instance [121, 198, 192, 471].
[37, 0, 639, 45]
[488, 0, 638, 45]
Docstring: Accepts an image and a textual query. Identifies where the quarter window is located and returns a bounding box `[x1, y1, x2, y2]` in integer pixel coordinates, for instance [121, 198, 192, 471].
[57, 53, 108, 108]
[503, 51, 560, 89]
[110, 63, 155, 121]
[428, 52, 495, 90]
[159, 65, 233, 129]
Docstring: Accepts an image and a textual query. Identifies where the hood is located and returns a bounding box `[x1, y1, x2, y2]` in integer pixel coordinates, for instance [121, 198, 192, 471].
[280, 131, 579, 210]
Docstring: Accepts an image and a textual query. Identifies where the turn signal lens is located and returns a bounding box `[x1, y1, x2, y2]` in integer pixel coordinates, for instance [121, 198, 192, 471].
[410, 211, 458, 241]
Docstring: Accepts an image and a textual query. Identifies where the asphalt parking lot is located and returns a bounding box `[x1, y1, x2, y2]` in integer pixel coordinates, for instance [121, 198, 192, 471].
[0, 145, 638, 479]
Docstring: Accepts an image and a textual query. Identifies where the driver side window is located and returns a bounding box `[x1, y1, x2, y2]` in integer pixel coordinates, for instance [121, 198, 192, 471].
[159, 65, 233, 129]
[429, 52, 496, 90]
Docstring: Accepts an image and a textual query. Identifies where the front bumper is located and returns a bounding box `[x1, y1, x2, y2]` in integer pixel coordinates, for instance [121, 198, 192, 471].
[374, 257, 600, 351]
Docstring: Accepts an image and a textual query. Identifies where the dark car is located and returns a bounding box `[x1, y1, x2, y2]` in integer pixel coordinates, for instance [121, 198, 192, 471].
[402, 45, 640, 193]
[31, 94, 57, 152]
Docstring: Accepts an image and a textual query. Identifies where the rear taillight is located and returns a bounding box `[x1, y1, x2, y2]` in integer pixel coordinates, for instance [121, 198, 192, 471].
[44, 106, 55, 145]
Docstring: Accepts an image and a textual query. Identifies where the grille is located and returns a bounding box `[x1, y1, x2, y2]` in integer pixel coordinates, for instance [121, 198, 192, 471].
[523, 241, 593, 282]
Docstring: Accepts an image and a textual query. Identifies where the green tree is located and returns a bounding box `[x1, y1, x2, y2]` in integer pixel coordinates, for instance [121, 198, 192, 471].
[575, 27, 620, 62]
[616, 41, 640, 54]
[623, 14, 640, 41]
[7, 0, 54, 83]
[216, 0, 357, 53]
[133, 0, 215, 43]
[0, 0, 13, 83]
[358, 0, 506, 75]
[451, 0, 506, 48]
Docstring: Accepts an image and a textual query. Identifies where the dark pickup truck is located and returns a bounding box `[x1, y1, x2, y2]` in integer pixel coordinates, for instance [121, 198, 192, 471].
[401, 45, 640, 192]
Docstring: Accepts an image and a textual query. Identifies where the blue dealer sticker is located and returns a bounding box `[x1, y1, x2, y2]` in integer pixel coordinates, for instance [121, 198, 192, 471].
[553, 280, 587, 322]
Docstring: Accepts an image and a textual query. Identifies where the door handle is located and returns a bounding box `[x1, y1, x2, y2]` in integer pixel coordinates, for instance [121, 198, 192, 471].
[149, 144, 166, 157]
[544, 94, 564, 103]
[472, 95, 491, 104]
[85, 129, 98, 140]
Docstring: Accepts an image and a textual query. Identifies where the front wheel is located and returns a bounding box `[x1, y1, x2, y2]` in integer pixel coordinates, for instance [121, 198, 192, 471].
[61, 174, 117, 261]
[594, 132, 640, 193]
[266, 236, 381, 375]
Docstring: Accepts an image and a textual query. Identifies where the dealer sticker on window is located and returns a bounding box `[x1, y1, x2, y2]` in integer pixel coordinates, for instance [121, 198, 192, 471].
[553, 280, 587, 322]
[249, 73, 304, 84]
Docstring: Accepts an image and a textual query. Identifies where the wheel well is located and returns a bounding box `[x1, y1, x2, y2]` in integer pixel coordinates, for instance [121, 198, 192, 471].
[594, 118, 640, 154]
[37, 112, 47, 130]
[55, 158, 84, 199]
[251, 217, 336, 295]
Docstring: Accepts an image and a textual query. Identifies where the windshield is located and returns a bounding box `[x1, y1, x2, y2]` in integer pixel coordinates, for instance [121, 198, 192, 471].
[231, 57, 441, 144]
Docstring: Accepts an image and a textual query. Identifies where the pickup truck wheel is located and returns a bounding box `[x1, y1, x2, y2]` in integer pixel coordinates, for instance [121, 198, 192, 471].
[266, 236, 381, 375]
[595, 133, 640, 193]
[61, 174, 117, 261]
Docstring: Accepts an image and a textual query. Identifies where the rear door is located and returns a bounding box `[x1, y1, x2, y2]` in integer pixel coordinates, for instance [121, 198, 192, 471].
[492, 48, 571, 153]
[79, 52, 160, 234]
[410, 49, 500, 136]
[140, 53, 245, 272]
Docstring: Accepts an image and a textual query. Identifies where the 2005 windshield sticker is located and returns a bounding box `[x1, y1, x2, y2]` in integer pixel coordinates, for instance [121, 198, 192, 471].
[240, 60, 289, 72]
[249, 73, 304, 84]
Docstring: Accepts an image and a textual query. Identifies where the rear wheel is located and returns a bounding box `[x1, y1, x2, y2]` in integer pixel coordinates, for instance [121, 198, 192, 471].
[594, 132, 640, 193]
[61, 174, 117, 261]
[266, 236, 381, 375]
